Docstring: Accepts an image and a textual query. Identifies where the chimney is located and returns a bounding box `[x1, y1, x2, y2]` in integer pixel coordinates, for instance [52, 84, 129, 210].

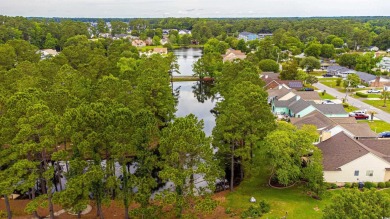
[321, 130, 332, 142]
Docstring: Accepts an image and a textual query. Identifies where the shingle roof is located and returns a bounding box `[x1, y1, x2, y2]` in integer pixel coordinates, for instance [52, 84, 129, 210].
[356, 71, 376, 83]
[282, 80, 303, 89]
[358, 139, 390, 162]
[330, 117, 357, 124]
[339, 123, 378, 138]
[292, 91, 320, 101]
[289, 99, 312, 114]
[290, 110, 336, 130]
[313, 104, 348, 115]
[273, 97, 297, 107]
[267, 87, 291, 98]
[316, 132, 370, 171]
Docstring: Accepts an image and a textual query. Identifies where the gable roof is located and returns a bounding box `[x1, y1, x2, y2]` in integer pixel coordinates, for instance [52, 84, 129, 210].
[290, 110, 336, 130]
[330, 117, 357, 124]
[292, 91, 320, 101]
[273, 97, 297, 107]
[313, 104, 348, 115]
[267, 87, 291, 98]
[358, 139, 390, 162]
[316, 132, 370, 171]
[356, 71, 376, 82]
[289, 99, 313, 114]
[338, 123, 378, 138]
[281, 80, 303, 89]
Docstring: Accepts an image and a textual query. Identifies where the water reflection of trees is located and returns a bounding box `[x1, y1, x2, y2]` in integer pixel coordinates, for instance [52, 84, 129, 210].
[191, 81, 216, 103]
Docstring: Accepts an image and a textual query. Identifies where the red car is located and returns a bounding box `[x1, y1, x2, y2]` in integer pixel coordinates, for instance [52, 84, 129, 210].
[349, 113, 369, 120]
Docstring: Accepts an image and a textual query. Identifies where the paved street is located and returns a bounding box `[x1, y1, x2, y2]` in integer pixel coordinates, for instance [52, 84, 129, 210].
[314, 82, 390, 123]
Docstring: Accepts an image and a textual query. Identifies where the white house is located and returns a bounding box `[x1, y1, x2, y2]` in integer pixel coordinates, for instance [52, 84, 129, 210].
[317, 132, 390, 185]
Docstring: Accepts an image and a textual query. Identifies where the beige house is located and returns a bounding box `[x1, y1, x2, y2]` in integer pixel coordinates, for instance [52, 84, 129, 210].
[132, 40, 146, 47]
[317, 132, 390, 185]
[222, 49, 246, 62]
[153, 48, 168, 55]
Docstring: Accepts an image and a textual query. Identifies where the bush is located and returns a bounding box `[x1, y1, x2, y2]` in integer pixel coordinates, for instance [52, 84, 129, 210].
[330, 183, 338, 189]
[351, 182, 358, 188]
[364, 182, 377, 189]
[344, 182, 351, 188]
[240, 200, 270, 219]
[377, 182, 385, 188]
[225, 207, 232, 214]
[356, 92, 368, 98]
[336, 78, 342, 86]
[385, 181, 390, 188]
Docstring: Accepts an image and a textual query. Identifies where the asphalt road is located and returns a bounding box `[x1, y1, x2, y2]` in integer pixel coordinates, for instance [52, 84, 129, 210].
[314, 82, 390, 123]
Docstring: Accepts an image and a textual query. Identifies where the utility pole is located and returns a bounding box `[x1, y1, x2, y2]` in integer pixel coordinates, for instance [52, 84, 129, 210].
[344, 80, 351, 103]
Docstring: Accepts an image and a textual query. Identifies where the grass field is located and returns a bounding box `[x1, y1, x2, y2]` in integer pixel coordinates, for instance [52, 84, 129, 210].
[319, 92, 336, 100]
[357, 120, 390, 133]
[363, 100, 390, 113]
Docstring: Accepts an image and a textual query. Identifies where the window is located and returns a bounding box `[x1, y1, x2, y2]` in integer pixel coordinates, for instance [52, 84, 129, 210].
[366, 170, 374, 177]
[354, 170, 359, 176]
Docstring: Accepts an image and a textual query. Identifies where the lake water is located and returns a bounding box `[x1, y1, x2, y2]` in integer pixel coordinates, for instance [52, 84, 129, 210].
[172, 48, 202, 76]
[173, 81, 217, 136]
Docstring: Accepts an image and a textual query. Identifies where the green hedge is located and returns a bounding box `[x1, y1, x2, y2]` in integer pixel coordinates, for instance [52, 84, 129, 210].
[356, 92, 368, 98]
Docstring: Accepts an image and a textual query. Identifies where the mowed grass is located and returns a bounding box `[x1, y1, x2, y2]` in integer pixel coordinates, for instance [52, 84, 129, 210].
[358, 120, 390, 133]
[224, 158, 334, 219]
[319, 92, 336, 100]
[363, 100, 390, 113]
[343, 104, 359, 112]
[318, 78, 339, 88]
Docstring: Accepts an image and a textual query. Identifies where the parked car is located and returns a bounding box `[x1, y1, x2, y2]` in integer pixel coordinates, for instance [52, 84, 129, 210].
[356, 85, 366, 88]
[352, 110, 367, 115]
[302, 87, 314, 91]
[322, 74, 333, 77]
[367, 89, 381, 93]
[322, 99, 335, 104]
[378, 131, 390, 138]
[349, 113, 369, 120]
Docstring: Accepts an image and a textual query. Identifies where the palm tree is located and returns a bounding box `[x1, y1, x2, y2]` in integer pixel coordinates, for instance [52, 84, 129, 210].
[381, 89, 389, 107]
[367, 110, 377, 122]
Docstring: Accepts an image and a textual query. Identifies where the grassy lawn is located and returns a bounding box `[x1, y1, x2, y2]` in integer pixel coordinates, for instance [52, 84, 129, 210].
[363, 100, 390, 113]
[224, 158, 334, 219]
[343, 104, 359, 113]
[357, 120, 390, 133]
[352, 93, 382, 99]
[319, 92, 336, 100]
[318, 78, 339, 88]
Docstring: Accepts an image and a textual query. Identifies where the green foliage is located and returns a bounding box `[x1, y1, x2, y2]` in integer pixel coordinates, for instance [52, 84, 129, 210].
[240, 200, 270, 219]
[321, 44, 336, 58]
[323, 189, 390, 219]
[356, 92, 368, 97]
[280, 61, 298, 80]
[203, 38, 229, 54]
[364, 182, 377, 189]
[300, 56, 321, 72]
[331, 37, 344, 48]
[338, 53, 359, 68]
[377, 182, 385, 188]
[386, 181, 390, 188]
[258, 59, 279, 72]
[343, 74, 360, 88]
[344, 182, 351, 188]
[304, 43, 322, 58]
[336, 77, 342, 86]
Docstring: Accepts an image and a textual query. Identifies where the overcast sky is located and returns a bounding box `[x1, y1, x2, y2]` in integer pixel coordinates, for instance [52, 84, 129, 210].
[1, 0, 389, 18]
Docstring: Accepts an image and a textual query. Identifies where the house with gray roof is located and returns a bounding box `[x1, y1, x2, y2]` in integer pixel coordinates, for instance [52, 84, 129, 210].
[356, 71, 377, 84]
[317, 132, 390, 185]
[313, 104, 348, 117]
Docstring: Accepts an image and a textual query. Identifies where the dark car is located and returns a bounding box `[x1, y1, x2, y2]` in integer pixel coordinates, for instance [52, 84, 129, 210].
[302, 87, 314, 91]
[349, 113, 369, 120]
[378, 131, 390, 138]
[322, 74, 333, 77]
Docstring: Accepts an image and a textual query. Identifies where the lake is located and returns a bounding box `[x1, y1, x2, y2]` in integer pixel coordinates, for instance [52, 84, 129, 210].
[172, 47, 202, 76]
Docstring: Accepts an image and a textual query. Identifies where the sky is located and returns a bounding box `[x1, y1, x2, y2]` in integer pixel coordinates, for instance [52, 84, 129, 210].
[1, 0, 389, 18]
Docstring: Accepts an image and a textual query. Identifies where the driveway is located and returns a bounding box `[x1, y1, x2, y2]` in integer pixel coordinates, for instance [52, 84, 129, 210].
[314, 82, 390, 123]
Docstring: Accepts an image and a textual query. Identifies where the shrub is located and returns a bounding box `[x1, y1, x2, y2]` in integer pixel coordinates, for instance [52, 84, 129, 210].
[364, 182, 377, 189]
[351, 182, 358, 188]
[385, 181, 390, 188]
[240, 200, 270, 219]
[330, 183, 338, 189]
[344, 182, 351, 188]
[336, 78, 342, 86]
[356, 92, 368, 98]
[225, 207, 232, 214]
[377, 182, 385, 188]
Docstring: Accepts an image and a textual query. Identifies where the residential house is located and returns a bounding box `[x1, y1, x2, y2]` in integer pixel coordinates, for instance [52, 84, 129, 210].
[145, 38, 153, 46]
[178, 30, 191, 35]
[377, 57, 390, 72]
[368, 46, 379, 52]
[317, 132, 390, 185]
[312, 104, 349, 118]
[266, 86, 291, 104]
[356, 71, 377, 85]
[39, 49, 59, 59]
[264, 79, 303, 90]
[113, 34, 131, 40]
[258, 33, 273, 39]
[238, 32, 258, 42]
[327, 65, 356, 78]
[153, 48, 168, 55]
[371, 76, 390, 88]
[160, 38, 169, 45]
[222, 49, 247, 62]
[132, 40, 146, 47]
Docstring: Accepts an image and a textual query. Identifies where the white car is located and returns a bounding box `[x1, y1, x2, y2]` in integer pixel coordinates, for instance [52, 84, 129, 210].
[367, 89, 381, 93]
[322, 100, 335, 104]
[356, 85, 366, 88]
